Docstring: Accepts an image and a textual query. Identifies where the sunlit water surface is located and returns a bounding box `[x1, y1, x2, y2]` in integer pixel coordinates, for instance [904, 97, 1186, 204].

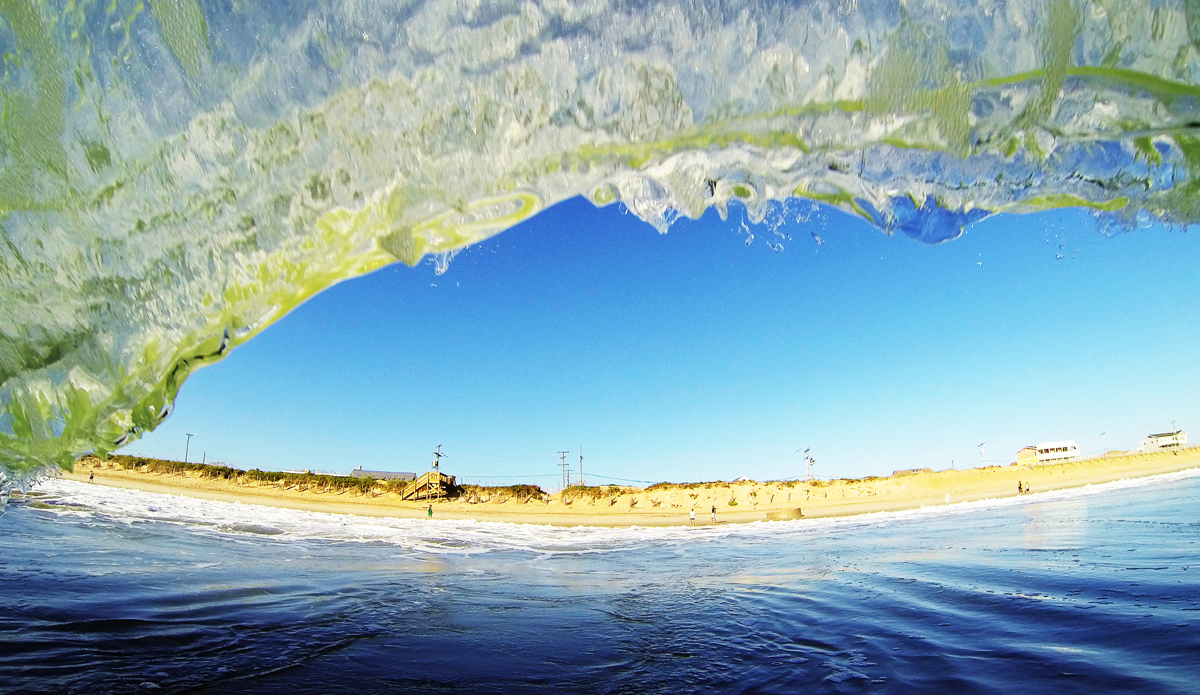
[2, 471, 1198, 694]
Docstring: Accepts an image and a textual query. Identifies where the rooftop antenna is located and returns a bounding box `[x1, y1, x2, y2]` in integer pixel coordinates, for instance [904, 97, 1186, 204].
[184, 433, 193, 464]
[432, 445, 446, 501]
[1172, 420, 1178, 433]
[558, 451, 571, 491]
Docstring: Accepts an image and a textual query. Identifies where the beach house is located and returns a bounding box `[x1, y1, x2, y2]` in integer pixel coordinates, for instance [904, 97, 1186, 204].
[1035, 441, 1080, 464]
[1139, 430, 1188, 452]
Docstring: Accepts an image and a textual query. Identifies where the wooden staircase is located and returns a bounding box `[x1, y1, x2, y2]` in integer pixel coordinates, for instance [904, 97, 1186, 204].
[400, 471, 456, 501]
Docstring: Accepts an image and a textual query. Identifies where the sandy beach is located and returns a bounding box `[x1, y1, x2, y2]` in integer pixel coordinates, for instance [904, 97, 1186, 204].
[62, 449, 1200, 527]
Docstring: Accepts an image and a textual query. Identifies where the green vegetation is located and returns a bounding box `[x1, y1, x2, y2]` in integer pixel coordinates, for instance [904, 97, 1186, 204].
[561, 484, 622, 501]
[459, 483, 546, 502]
[644, 481, 723, 492]
[82, 454, 404, 495]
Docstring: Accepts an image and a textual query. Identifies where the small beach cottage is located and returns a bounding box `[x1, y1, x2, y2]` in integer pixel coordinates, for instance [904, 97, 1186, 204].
[1139, 430, 1188, 452]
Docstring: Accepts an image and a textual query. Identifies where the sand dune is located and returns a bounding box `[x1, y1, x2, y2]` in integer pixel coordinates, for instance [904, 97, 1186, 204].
[63, 450, 1200, 527]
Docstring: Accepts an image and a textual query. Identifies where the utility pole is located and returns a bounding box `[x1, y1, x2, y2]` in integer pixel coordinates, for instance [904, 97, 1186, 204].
[796, 448, 815, 481]
[1100, 432, 1106, 453]
[578, 446, 584, 487]
[432, 445, 446, 501]
[202, 452, 206, 466]
[184, 433, 193, 463]
[978, 441, 987, 465]
[558, 450, 571, 491]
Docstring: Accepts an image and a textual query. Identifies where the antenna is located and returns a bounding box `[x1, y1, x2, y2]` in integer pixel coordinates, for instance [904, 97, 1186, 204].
[579, 446, 584, 487]
[184, 433, 193, 464]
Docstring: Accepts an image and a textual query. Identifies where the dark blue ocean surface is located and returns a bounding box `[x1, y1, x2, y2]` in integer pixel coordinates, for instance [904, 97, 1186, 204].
[2, 472, 1197, 694]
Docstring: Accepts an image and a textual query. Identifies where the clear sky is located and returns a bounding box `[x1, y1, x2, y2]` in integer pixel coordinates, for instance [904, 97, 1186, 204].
[121, 197, 1199, 489]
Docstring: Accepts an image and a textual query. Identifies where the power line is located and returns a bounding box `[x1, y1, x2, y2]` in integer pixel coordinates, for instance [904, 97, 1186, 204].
[585, 473, 660, 484]
[460, 473, 560, 479]
[447, 448, 557, 461]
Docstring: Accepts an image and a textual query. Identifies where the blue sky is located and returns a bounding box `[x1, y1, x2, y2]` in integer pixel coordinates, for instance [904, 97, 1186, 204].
[122, 197, 1199, 488]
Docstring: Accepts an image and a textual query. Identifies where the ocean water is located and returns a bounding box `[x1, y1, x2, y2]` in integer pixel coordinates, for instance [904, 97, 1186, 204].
[3, 471, 1197, 694]
[5, 0, 1200, 476]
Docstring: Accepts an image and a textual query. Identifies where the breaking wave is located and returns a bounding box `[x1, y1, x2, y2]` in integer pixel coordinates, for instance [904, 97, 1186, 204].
[3, 0, 1200, 482]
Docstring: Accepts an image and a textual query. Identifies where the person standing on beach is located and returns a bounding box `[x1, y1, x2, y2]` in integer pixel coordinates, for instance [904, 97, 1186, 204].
[711, 504, 717, 525]
[427, 504, 433, 519]
[89, 471, 94, 483]
[689, 509, 696, 526]
[1018, 481, 1023, 494]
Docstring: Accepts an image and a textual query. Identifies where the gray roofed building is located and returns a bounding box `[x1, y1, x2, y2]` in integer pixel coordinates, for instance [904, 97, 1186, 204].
[1139, 430, 1187, 452]
[350, 466, 416, 481]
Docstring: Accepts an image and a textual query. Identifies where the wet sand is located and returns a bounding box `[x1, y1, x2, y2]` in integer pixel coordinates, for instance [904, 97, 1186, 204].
[63, 449, 1200, 527]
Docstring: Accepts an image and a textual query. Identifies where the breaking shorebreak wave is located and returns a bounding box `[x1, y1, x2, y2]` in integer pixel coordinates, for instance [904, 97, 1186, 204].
[3, 0, 1200, 481]
[23, 467, 1200, 552]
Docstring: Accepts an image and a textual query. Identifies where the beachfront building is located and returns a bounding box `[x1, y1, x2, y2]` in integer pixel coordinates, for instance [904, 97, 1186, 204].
[1035, 441, 1080, 464]
[1016, 447, 1038, 466]
[350, 467, 416, 481]
[1139, 430, 1188, 452]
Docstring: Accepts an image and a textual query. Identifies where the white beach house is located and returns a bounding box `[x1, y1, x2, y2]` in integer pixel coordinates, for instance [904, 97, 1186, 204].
[1139, 430, 1188, 452]
[1035, 440, 1080, 464]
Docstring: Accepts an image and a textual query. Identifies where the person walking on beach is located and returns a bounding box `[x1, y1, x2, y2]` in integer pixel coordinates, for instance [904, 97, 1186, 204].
[689, 509, 696, 526]
[427, 504, 433, 519]
[1018, 481, 1023, 494]
[711, 504, 717, 525]
[89, 471, 94, 483]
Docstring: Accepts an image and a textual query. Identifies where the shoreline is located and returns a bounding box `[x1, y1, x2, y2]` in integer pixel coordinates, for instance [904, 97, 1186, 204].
[61, 450, 1200, 527]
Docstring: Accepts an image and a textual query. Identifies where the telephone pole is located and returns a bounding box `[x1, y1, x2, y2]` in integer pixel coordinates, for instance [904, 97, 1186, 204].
[558, 450, 571, 491]
[184, 433, 193, 463]
[578, 446, 584, 487]
[432, 445, 446, 501]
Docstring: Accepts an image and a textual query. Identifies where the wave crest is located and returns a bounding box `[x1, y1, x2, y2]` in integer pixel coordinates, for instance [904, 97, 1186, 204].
[2, 0, 1200, 484]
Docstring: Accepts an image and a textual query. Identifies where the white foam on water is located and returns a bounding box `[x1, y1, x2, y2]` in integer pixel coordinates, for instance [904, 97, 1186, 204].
[28, 467, 1200, 555]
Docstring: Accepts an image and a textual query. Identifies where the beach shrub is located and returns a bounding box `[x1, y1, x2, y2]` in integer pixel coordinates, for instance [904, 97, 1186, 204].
[458, 484, 545, 503]
[561, 485, 614, 501]
[81, 454, 402, 494]
[645, 481, 726, 492]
